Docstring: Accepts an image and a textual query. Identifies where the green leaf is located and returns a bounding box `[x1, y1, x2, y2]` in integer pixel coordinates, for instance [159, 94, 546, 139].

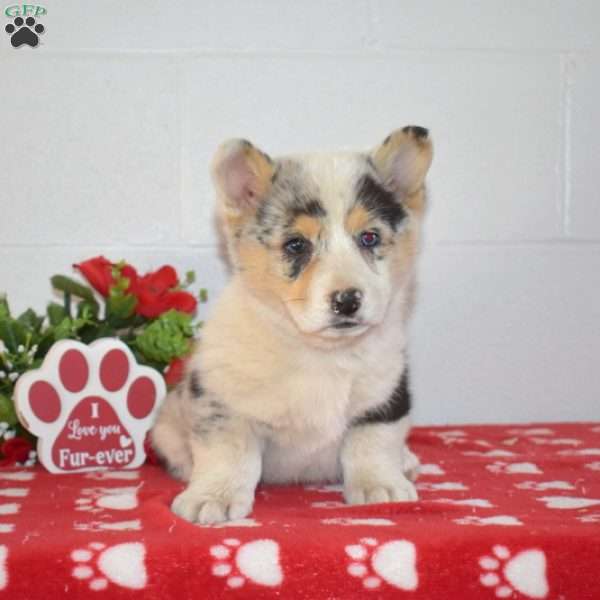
[106, 294, 137, 322]
[47, 303, 67, 327]
[51, 275, 98, 306]
[77, 300, 99, 321]
[0, 319, 27, 353]
[0, 296, 10, 320]
[36, 330, 57, 357]
[184, 270, 196, 286]
[53, 317, 75, 341]
[17, 308, 44, 333]
[199, 288, 208, 303]
[0, 393, 18, 426]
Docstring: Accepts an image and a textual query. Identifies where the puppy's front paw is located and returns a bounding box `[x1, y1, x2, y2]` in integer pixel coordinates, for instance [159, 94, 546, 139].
[344, 475, 418, 505]
[403, 447, 420, 482]
[171, 487, 254, 525]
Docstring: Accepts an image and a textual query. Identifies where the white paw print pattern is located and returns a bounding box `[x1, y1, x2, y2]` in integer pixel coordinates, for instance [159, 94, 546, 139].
[530, 437, 581, 446]
[486, 462, 543, 475]
[463, 449, 516, 457]
[85, 470, 140, 481]
[454, 516, 523, 527]
[479, 545, 549, 598]
[515, 480, 574, 491]
[506, 428, 554, 436]
[73, 519, 142, 532]
[432, 498, 494, 508]
[0, 503, 19, 516]
[201, 518, 261, 529]
[577, 513, 600, 523]
[75, 486, 139, 513]
[71, 541, 147, 590]
[0, 472, 35, 481]
[322, 517, 394, 527]
[418, 463, 445, 475]
[417, 481, 469, 491]
[558, 448, 600, 456]
[537, 496, 600, 510]
[311, 500, 346, 509]
[0, 546, 7, 590]
[0, 488, 29, 498]
[345, 537, 418, 591]
[209, 538, 283, 588]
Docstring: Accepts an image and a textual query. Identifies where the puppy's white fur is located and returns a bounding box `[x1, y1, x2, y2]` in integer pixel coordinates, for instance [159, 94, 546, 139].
[152, 127, 433, 524]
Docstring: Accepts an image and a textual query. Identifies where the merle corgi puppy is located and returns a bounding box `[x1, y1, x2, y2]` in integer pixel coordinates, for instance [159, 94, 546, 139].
[152, 126, 433, 524]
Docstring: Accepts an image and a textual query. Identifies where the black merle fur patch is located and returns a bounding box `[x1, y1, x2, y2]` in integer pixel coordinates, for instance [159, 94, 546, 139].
[255, 160, 321, 228]
[290, 198, 326, 219]
[355, 175, 406, 231]
[402, 125, 429, 139]
[283, 242, 313, 279]
[191, 399, 229, 437]
[352, 368, 411, 426]
[189, 370, 204, 398]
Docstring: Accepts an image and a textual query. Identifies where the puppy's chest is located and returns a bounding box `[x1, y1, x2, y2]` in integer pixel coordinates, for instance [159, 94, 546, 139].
[257, 352, 396, 446]
[260, 366, 352, 443]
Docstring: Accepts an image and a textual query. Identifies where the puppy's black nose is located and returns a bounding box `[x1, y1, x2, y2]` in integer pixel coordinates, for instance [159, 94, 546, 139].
[331, 288, 362, 317]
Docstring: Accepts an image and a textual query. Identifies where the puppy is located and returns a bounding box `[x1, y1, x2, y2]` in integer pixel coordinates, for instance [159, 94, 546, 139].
[151, 126, 433, 524]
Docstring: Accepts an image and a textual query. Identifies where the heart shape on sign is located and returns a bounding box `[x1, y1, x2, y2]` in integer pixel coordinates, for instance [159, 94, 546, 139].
[120, 435, 133, 448]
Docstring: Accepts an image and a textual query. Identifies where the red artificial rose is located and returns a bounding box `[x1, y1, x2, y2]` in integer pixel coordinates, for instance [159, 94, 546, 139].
[75, 257, 196, 319]
[164, 357, 186, 386]
[163, 290, 198, 314]
[74, 256, 114, 296]
[135, 266, 197, 318]
[74, 256, 138, 297]
[0, 437, 33, 466]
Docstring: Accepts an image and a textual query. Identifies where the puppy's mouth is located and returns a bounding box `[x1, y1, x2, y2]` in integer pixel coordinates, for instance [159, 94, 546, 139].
[319, 319, 370, 338]
[331, 319, 361, 330]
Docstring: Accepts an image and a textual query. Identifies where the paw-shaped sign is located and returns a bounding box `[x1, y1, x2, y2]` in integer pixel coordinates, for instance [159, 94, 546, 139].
[15, 339, 166, 473]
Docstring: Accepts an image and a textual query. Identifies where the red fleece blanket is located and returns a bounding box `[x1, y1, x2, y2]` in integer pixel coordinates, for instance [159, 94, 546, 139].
[1, 422, 599, 599]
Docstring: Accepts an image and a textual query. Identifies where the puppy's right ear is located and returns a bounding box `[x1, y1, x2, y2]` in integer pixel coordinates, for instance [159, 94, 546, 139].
[211, 139, 275, 214]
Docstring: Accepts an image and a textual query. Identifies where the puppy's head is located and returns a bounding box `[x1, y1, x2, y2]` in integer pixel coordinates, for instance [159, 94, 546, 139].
[211, 127, 433, 345]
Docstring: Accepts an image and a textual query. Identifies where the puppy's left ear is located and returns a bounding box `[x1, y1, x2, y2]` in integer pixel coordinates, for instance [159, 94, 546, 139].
[211, 138, 275, 215]
[371, 126, 433, 198]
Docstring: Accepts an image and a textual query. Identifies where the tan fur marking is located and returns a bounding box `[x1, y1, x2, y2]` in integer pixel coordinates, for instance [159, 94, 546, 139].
[345, 205, 371, 235]
[292, 215, 322, 240]
[287, 257, 320, 307]
[236, 233, 320, 318]
[245, 145, 274, 199]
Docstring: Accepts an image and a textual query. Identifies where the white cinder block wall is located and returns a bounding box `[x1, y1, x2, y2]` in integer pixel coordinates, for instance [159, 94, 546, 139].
[1, 1, 599, 424]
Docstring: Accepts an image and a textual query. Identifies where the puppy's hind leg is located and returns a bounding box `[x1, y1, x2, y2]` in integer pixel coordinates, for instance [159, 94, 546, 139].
[171, 414, 262, 525]
[151, 401, 193, 481]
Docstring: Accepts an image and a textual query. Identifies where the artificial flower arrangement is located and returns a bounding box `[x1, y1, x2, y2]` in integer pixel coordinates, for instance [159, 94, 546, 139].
[0, 256, 204, 466]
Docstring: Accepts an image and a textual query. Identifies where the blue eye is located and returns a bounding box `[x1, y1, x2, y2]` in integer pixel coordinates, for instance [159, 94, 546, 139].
[359, 230, 380, 249]
[284, 237, 310, 255]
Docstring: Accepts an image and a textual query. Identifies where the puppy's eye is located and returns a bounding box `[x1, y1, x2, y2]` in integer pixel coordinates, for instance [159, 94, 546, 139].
[284, 237, 310, 255]
[359, 230, 380, 249]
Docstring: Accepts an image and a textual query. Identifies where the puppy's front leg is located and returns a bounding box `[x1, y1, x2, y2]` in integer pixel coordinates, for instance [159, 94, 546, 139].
[341, 415, 418, 504]
[172, 418, 262, 525]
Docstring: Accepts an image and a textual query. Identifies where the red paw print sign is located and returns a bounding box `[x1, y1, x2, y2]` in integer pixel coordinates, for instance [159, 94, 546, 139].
[14, 339, 166, 473]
